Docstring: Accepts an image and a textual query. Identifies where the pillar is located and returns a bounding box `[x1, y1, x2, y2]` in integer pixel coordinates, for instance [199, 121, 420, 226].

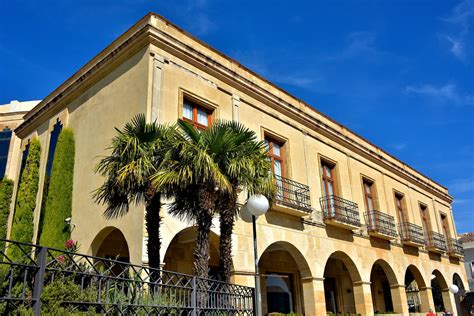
[353, 281, 374, 315]
[419, 286, 435, 312]
[441, 289, 457, 315]
[301, 277, 326, 315]
[150, 53, 165, 122]
[390, 284, 409, 316]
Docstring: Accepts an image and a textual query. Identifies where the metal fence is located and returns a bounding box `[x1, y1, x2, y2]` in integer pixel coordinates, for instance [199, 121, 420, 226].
[426, 231, 447, 252]
[0, 239, 254, 315]
[398, 222, 425, 246]
[274, 175, 312, 212]
[364, 210, 398, 238]
[319, 195, 361, 227]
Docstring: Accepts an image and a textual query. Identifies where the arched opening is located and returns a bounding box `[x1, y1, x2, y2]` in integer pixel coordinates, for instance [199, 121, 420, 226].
[453, 273, 465, 315]
[323, 251, 362, 314]
[90, 227, 130, 262]
[404, 265, 427, 313]
[258, 241, 311, 315]
[370, 260, 397, 313]
[431, 270, 448, 312]
[163, 227, 221, 278]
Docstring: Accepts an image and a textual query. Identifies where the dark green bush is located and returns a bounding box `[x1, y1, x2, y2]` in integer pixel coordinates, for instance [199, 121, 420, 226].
[39, 128, 75, 248]
[0, 178, 14, 249]
[9, 138, 41, 260]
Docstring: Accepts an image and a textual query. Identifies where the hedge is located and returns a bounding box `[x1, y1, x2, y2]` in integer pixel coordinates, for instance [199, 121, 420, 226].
[39, 128, 75, 248]
[9, 138, 41, 260]
[0, 178, 14, 250]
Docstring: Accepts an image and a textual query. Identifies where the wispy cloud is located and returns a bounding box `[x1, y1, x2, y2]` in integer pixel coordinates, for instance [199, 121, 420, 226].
[449, 178, 474, 194]
[179, 0, 216, 36]
[440, 0, 474, 61]
[405, 83, 474, 106]
[327, 31, 380, 61]
[390, 143, 407, 151]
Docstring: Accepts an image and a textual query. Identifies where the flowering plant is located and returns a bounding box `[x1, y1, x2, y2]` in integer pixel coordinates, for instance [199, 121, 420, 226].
[64, 239, 78, 252]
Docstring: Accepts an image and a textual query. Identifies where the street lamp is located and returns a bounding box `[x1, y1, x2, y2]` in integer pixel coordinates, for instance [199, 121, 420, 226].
[449, 284, 459, 294]
[241, 194, 270, 316]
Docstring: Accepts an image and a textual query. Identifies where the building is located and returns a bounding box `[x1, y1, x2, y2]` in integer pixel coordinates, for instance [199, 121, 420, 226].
[5, 13, 469, 315]
[460, 232, 474, 292]
[0, 100, 40, 180]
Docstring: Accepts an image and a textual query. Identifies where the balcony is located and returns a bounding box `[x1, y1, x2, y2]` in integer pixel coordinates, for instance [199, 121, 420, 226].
[273, 175, 312, 216]
[447, 238, 464, 258]
[425, 231, 447, 253]
[320, 195, 361, 230]
[364, 210, 398, 240]
[398, 222, 425, 247]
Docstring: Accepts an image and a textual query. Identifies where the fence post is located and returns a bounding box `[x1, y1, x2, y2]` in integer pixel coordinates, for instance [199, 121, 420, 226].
[32, 245, 47, 316]
[191, 276, 197, 316]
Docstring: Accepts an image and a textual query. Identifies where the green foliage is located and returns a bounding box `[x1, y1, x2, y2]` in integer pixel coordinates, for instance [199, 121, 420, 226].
[39, 128, 75, 248]
[9, 138, 41, 260]
[0, 178, 14, 249]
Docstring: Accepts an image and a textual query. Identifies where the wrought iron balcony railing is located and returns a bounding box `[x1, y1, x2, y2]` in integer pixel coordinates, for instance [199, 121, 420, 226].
[275, 175, 311, 212]
[398, 222, 425, 246]
[447, 238, 464, 257]
[426, 231, 447, 252]
[319, 195, 361, 227]
[364, 210, 398, 238]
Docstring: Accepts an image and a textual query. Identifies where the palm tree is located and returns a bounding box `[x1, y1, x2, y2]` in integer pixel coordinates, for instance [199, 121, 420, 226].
[211, 121, 275, 282]
[152, 120, 233, 279]
[94, 114, 174, 271]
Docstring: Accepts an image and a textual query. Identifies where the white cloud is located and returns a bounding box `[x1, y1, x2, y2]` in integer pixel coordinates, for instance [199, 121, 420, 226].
[327, 31, 380, 61]
[449, 178, 474, 194]
[440, 0, 474, 61]
[405, 83, 474, 106]
[390, 143, 407, 151]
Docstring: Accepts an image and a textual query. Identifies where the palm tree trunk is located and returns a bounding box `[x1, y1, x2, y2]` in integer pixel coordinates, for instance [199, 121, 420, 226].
[218, 192, 237, 283]
[194, 208, 213, 279]
[145, 192, 161, 272]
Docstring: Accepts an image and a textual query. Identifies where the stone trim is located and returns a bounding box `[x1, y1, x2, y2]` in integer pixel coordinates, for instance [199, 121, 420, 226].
[353, 281, 372, 286]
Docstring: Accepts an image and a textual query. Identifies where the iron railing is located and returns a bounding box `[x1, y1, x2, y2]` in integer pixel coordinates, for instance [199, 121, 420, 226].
[319, 195, 361, 227]
[364, 210, 398, 238]
[447, 238, 464, 256]
[0, 239, 254, 315]
[275, 175, 311, 212]
[398, 222, 425, 246]
[426, 231, 447, 252]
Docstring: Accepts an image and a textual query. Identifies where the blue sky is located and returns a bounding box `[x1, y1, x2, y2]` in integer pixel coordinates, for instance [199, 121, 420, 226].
[1, 1, 473, 232]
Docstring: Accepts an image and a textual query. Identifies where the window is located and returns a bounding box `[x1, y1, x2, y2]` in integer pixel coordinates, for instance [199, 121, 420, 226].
[182, 98, 212, 129]
[362, 179, 376, 211]
[265, 273, 295, 314]
[0, 128, 12, 178]
[394, 192, 407, 223]
[264, 137, 285, 178]
[470, 262, 474, 278]
[440, 213, 450, 239]
[321, 160, 336, 197]
[419, 204, 431, 234]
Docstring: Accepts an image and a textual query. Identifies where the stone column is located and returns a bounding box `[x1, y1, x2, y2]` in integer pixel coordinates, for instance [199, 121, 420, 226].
[441, 289, 457, 315]
[150, 54, 165, 123]
[301, 277, 326, 315]
[419, 286, 435, 312]
[353, 281, 374, 315]
[390, 284, 409, 316]
[231, 94, 240, 122]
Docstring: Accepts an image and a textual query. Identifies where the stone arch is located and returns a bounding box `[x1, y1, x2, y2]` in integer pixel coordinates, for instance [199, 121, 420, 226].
[370, 259, 399, 313]
[163, 226, 222, 278]
[89, 226, 130, 262]
[323, 251, 366, 314]
[453, 273, 466, 315]
[258, 241, 312, 315]
[432, 269, 452, 313]
[404, 265, 428, 313]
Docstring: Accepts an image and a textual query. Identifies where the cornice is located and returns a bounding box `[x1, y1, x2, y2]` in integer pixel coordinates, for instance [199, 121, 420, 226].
[15, 13, 453, 204]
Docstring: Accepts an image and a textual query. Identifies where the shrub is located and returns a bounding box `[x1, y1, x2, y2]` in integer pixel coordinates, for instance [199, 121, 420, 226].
[0, 178, 14, 249]
[39, 129, 75, 248]
[9, 138, 41, 260]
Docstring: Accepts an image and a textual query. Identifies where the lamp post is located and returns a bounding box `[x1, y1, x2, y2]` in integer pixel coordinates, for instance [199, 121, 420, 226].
[242, 195, 269, 316]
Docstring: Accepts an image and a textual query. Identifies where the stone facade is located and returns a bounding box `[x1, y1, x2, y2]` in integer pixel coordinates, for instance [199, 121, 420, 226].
[6, 14, 469, 315]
